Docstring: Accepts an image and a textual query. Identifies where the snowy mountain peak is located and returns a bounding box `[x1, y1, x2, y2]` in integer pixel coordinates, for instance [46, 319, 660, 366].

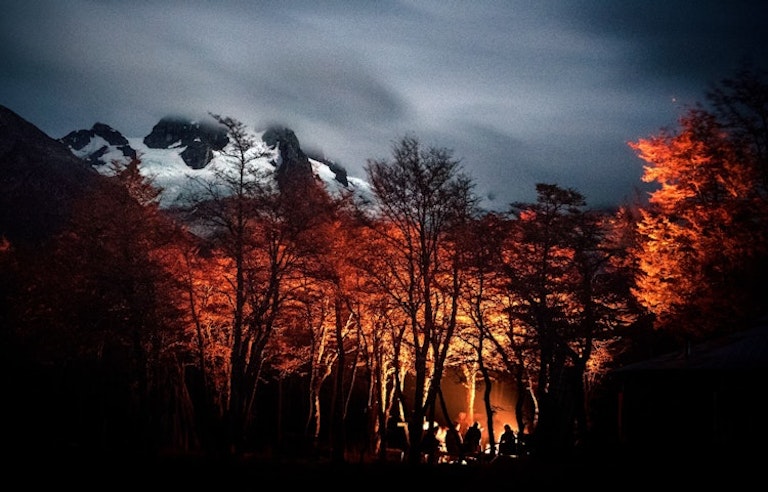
[61, 122, 137, 166]
[59, 116, 374, 209]
[143, 116, 228, 170]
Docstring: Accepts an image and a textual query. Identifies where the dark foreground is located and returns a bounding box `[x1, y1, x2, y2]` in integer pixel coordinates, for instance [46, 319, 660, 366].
[10, 448, 759, 489]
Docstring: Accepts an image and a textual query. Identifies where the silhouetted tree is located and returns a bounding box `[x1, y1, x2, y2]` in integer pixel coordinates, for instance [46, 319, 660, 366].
[12, 158, 189, 455]
[452, 211, 509, 456]
[183, 114, 341, 457]
[499, 183, 629, 456]
[182, 115, 279, 456]
[362, 135, 478, 464]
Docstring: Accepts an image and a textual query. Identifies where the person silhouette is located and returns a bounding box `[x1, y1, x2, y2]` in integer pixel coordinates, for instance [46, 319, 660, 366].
[420, 425, 441, 464]
[463, 421, 482, 458]
[444, 420, 463, 462]
[498, 424, 517, 456]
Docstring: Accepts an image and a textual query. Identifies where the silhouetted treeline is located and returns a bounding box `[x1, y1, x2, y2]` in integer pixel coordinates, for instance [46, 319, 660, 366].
[2, 67, 766, 465]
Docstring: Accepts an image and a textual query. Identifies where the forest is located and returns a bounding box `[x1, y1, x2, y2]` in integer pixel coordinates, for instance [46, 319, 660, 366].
[2, 66, 767, 469]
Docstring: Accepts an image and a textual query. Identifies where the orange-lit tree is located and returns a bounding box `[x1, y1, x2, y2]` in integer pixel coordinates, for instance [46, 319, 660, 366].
[629, 67, 768, 341]
[269, 191, 363, 463]
[173, 239, 234, 452]
[498, 184, 630, 455]
[181, 115, 336, 456]
[14, 157, 191, 454]
[350, 220, 414, 460]
[362, 135, 478, 464]
[319, 200, 374, 463]
[451, 211, 510, 455]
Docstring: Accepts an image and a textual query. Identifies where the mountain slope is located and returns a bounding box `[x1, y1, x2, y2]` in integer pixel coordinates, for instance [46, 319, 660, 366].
[0, 105, 102, 247]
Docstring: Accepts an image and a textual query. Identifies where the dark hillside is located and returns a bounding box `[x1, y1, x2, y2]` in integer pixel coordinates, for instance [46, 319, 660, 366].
[0, 105, 100, 247]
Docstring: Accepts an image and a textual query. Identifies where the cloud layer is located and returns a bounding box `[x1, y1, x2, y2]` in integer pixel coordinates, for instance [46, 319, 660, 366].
[2, 0, 766, 210]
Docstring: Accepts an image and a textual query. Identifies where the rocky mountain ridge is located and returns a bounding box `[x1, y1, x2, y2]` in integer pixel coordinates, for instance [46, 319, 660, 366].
[0, 105, 372, 247]
[58, 115, 369, 209]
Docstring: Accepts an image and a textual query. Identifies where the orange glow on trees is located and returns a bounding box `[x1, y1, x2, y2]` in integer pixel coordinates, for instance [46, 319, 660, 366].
[180, 114, 344, 455]
[452, 211, 510, 453]
[629, 67, 768, 339]
[496, 184, 634, 454]
[363, 135, 478, 464]
[272, 194, 364, 462]
[350, 219, 417, 459]
[12, 103, 753, 462]
[174, 241, 235, 448]
[13, 156, 194, 453]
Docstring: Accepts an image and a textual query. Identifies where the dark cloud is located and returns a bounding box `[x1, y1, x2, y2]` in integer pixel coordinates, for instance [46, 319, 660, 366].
[2, 0, 766, 211]
[562, 1, 768, 84]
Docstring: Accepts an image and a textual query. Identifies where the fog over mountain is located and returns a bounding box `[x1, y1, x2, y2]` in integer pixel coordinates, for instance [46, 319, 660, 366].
[59, 115, 375, 210]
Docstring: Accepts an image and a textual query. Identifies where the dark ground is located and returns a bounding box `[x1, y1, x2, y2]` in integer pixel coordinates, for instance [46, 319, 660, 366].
[9, 447, 760, 489]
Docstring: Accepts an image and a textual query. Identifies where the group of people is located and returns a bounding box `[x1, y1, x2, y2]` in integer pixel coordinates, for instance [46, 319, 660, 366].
[420, 420, 519, 464]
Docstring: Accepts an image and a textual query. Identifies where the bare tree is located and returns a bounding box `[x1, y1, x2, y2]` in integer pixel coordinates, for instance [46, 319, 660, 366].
[497, 183, 631, 456]
[361, 135, 478, 464]
[182, 115, 327, 456]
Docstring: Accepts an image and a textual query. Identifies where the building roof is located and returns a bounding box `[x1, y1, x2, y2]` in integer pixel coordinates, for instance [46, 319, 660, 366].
[614, 319, 768, 373]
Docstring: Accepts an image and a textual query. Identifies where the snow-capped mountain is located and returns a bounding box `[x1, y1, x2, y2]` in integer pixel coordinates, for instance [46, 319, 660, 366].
[60, 117, 374, 209]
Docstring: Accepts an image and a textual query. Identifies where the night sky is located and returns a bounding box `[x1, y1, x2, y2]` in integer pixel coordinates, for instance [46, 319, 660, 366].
[2, 0, 766, 210]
